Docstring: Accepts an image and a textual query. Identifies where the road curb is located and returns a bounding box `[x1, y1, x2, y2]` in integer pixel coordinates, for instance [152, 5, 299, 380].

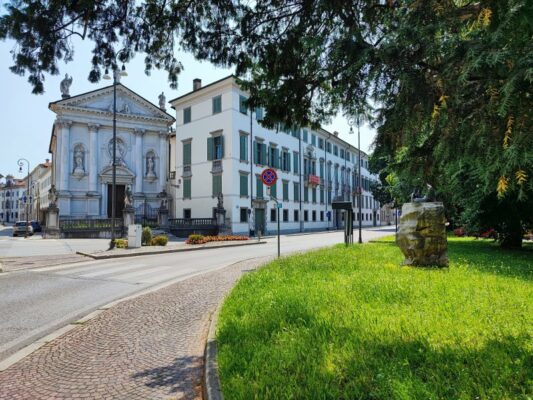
[76, 240, 266, 260]
[203, 298, 225, 400]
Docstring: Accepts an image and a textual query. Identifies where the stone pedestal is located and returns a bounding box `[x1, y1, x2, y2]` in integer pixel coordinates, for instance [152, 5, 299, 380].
[123, 206, 135, 231]
[397, 202, 448, 267]
[44, 205, 61, 239]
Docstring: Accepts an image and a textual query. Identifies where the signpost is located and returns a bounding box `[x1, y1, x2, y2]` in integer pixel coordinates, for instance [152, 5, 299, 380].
[261, 168, 280, 258]
[332, 201, 354, 246]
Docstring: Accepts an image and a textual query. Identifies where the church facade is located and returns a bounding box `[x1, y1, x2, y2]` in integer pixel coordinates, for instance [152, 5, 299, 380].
[48, 83, 175, 220]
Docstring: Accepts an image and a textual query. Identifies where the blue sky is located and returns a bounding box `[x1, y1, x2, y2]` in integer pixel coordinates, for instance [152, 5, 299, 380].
[0, 38, 376, 181]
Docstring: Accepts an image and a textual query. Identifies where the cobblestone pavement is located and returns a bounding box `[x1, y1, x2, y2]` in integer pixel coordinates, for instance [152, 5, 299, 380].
[0, 256, 272, 400]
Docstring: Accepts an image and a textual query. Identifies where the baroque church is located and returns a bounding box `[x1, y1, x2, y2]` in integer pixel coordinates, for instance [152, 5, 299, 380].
[48, 78, 175, 220]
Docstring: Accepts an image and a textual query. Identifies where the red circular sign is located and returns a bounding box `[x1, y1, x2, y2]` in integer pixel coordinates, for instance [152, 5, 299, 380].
[261, 168, 278, 187]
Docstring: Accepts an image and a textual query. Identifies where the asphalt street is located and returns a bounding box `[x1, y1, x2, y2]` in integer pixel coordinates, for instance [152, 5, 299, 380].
[0, 227, 394, 363]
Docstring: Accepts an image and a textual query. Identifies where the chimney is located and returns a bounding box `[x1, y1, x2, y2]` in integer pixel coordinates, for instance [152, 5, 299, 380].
[193, 78, 202, 91]
[333, 131, 339, 137]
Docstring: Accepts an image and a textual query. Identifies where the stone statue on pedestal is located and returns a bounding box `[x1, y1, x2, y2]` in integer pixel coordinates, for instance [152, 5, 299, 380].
[60, 74, 73, 98]
[158, 92, 166, 111]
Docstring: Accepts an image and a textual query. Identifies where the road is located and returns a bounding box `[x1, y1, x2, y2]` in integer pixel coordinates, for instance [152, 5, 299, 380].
[0, 227, 394, 363]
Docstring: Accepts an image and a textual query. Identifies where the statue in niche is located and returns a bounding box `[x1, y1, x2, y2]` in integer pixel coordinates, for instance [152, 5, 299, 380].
[120, 102, 130, 113]
[60, 74, 73, 98]
[158, 92, 166, 110]
[146, 154, 157, 179]
[73, 145, 85, 175]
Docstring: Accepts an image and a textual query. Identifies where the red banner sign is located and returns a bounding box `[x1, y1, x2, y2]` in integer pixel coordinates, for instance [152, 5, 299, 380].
[308, 175, 320, 186]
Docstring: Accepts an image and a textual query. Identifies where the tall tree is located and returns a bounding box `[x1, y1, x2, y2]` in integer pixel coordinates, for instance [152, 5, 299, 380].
[2, 0, 532, 246]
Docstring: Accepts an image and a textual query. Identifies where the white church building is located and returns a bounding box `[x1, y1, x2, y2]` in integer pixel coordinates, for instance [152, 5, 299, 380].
[48, 82, 175, 220]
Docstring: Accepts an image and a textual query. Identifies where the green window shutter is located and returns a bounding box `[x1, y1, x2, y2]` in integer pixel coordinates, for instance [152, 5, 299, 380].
[239, 95, 248, 114]
[220, 135, 225, 158]
[183, 143, 191, 165]
[270, 182, 277, 199]
[256, 177, 263, 199]
[240, 175, 248, 196]
[275, 148, 280, 168]
[287, 152, 291, 172]
[304, 187, 309, 202]
[207, 137, 214, 161]
[255, 107, 263, 121]
[293, 152, 298, 173]
[212, 96, 222, 114]
[240, 136, 247, 161]
[294, 183, 299, 201]
[213, 175, 222, 196]
[183, 179, 191, 198]
[320, 189, 324, 203]
[253, 141, 257, 163]
[283, 182, 289, 201]
[312, 188, 316, 203]
[261, 143, 267, 165]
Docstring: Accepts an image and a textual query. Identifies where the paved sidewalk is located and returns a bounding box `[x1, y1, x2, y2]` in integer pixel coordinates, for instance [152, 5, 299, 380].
[0, 256, 271, 400]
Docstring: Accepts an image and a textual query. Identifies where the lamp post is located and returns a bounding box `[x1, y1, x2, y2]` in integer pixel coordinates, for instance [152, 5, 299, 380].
[103, 51, 128, 249]
[17, 158, 30, 238]
[348, 116, 363, 244]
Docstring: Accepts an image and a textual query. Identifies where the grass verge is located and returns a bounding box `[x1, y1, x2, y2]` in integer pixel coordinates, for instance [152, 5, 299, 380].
[217, 237, 533, 399]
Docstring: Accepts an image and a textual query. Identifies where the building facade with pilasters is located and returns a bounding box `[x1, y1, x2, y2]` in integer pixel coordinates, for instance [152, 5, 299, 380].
[48, 84, 175, 220]
[169, 76, 382, 235]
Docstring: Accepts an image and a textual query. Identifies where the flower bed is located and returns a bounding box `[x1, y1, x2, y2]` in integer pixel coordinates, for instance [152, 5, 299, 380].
[186, 234, 249, 244]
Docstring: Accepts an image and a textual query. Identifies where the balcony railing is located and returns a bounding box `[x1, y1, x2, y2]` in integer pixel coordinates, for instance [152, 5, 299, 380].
[212, 160, 223, 173]
[182, 165, 192, 178]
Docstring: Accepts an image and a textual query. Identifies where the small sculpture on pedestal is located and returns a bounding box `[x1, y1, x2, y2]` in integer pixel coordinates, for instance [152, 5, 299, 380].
[158, 92, 166, 111]
[48, 185, 59, 208]
[60, 74, 73, 98]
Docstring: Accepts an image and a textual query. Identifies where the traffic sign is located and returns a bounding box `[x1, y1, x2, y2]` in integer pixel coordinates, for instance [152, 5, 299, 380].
[261, 168, 278, 187]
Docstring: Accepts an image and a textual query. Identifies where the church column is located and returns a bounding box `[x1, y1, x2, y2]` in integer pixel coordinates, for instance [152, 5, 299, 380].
[158, 130, 168, 193]
[88, 123, 100, 194]
[58, 119, 72, 192]
[134, 128, 145, 194]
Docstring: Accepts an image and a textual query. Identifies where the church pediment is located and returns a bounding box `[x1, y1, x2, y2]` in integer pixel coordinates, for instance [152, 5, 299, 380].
[49, 84, 175, 124]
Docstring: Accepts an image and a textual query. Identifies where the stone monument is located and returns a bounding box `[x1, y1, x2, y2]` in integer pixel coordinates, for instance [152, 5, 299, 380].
[397, 200, 448, 267]
[123, 185, 135, 228]
[157, 190, 169, 228]
[44, 185, 61, 239]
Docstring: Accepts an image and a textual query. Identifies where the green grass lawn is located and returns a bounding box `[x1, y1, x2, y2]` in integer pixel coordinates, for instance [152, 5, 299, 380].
[217, 237, 533, 399]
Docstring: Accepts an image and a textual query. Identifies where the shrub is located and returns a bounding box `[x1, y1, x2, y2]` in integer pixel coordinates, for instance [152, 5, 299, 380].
[142, 226, 152, 245]
[114, 238, 128, 248]
[187, 234, 205, 244]
[453, 227, 465, 237]
[151, 235, 169, 246]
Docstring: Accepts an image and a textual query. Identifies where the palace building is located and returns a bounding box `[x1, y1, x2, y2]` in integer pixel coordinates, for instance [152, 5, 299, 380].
[169, 76, 383, 235]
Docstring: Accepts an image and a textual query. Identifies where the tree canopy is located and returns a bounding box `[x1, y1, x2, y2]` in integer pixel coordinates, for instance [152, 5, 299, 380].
[2, 0, 532, 246]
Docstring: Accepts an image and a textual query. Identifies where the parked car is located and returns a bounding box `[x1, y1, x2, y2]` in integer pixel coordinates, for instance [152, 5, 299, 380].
[30, 220, 42, 233]
[12, 221, 34, 237]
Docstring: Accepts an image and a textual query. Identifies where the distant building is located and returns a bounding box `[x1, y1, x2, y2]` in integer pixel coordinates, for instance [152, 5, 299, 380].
[169, 76, 382, 235]
[0, 175, 27, 223]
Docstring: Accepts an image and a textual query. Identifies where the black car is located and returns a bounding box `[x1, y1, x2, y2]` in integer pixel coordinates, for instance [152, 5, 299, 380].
[30, 220, 42, 233]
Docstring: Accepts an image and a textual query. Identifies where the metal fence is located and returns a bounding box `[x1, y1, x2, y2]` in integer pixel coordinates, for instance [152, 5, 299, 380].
[59, 218, 124, 238]
[168, 218, 218, 237]
[135, 204, 159, 228]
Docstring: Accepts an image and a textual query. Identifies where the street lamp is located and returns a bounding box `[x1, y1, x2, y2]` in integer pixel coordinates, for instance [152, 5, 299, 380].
[17, 158, 30, 238]
[348, 115, 363, 244]
[103, 51, 128, 249]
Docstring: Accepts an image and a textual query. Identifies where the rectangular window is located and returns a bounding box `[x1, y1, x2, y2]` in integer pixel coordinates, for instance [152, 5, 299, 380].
[239, 95, 248, 114]
[304, 210, 309, 222]
[212, 95, 222, 114]
[183, 142, 191, 165]
[212, 175, 222, 197]
[292, 128, 300, 138]
[311, 134, 316, 146]
[269, 146, 279, 168]
[319, 162, 324, 178]
[281, 150, 291, 172]
[303, 129, 308, 143]
[293, 151, 299, 173]
[270, 208, 277, 222]
[320, 211, 324, 221]
[312, 210, 316, 222]
[183, 107, 191, 124]
[318, 138, 324, 149]
[304, 187, 309, 202]
[240, 207, 248, 222]
[293, 183, 300, 202]
[239, 135, 248, 161]
[340, 149, 344, 159]
[283, 209, 289, 222]
[326, 142, 331, 153]
[320, 188, 324, 203]
[333, 145, 338, 156]
[184, 208, 191, 219]
[183, 178, 191, 199]
[254, 141, 267, 165]
[312, 188, 317, 203]
[207, 136, 224, 160]
[294, 210, 299, 222]
[256, 176, 264, 199]
[282, 181, 289, 201]
[255, 107, 263, 121]
[240, 174, 248, 196]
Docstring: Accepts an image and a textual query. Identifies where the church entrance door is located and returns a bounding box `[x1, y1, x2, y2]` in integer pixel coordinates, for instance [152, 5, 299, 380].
[107, 184, 125, 219]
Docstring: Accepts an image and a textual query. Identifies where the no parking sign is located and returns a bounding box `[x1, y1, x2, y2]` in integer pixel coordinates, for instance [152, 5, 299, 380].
[261, 168, 277, 187]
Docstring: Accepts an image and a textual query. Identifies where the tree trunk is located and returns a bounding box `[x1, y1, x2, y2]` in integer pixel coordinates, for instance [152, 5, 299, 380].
[499, 219, 523, 249]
